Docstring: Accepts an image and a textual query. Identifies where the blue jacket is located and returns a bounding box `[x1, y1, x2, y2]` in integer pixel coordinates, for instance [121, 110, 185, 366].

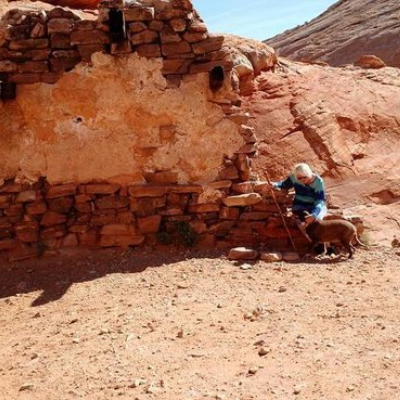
[273, 174, 326, 218]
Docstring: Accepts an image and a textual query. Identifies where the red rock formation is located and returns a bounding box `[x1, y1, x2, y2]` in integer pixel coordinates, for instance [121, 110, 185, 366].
[239, 60, 400, 245]
[266, 0, 400, 67]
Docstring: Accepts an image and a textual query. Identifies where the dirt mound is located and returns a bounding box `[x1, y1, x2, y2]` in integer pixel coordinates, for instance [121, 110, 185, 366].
[266, 0, 400, 67]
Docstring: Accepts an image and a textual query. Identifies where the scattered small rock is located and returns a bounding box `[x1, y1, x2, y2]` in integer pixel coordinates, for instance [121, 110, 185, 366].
[19, 383, 34, 391]
[258, 347, 271, 356]
[282, 252, 300, 262]
[260, 251, 283, 262]
[248, 366, 258, 375]
[278, 286, 287, 293]
[294, 386, 302, 395]
[228, 247, 258, 261]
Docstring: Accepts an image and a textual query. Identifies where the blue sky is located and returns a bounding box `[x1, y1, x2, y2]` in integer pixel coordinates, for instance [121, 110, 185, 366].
[193, 0, 338, 41]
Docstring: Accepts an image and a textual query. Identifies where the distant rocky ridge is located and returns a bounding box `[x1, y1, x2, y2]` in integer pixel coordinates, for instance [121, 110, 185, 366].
[265, 0, 400, 67]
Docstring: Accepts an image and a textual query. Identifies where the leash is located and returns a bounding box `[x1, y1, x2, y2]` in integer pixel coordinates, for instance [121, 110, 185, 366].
[262, 170, 298, 254]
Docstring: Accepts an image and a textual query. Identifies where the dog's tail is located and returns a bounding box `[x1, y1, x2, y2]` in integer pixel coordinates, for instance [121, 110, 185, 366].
[354, 233, 376, 248]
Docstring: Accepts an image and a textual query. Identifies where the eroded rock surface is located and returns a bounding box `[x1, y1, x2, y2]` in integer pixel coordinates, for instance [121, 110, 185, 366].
[243, 61, 400, 245]
[266, 0, 400, 67]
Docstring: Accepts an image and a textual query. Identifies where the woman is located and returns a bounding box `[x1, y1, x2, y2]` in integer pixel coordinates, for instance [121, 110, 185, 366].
[272, 163, 327, 224]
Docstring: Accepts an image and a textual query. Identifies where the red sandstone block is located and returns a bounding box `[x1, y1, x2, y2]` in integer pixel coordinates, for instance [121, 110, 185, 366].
[136, 43, 162, 58]
[78, 230, 98, 247]
[48, 197, 74, 213]
[138, 215, 162, 234]
[74, 202, 92, 213]
[0, 238, 18, 251]
[40, 225, 67, 240]
[90, 214, 118, 226]
[128, 185, 167, 197]
[162, 58, 192, 75]
[124, 6, 154, 22]
[69, 224, 88, 234]
[46, 183, 77, 199]
[191, 35, 224, 55]
[0, 181, 23, 193]
[85, 183, 121, 195]
[95, 195, 129, 210]
[219, 207, 240, 220]
[100, 224, 137, 235]
[240, 212, 270, 221]
[41, 211, 67, 227]
[62, 233, 78, 247]
[15, 222, 39, 243]
[71, 29, 110, 45]
[99, 234, 145, 247]
[8, 245, 40, 262]
[188, 204, 220, 214]
[194, 234, 216, 249]
[167, 185, 203, 194]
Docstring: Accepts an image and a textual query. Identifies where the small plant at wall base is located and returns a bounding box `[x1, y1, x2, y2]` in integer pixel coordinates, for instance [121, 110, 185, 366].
[156, 221, 197, 248]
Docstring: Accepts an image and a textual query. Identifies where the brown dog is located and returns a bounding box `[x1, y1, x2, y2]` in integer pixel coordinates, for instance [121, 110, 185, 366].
[305, 218, 366, 259]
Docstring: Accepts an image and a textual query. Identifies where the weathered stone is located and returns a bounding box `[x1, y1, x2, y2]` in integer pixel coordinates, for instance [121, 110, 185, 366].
[183, 30, 207, 43]
[138, 215, 162, 234]
[162, 58, 191, 74]
[40, 225, 67, 240]
[156, 8, 188, 20]
[26, 49, 51, 61]
[95, 195, 129, 210]
[85, 184, 121, 195]
[188, 204, 220, 213]
[282, 252, 301, 262]
[124, 7, 155, 22]
[355, 54, 386, 69]
[162, 41, 191, 56]
[46, 183, 77, 199]
[240, 212, 270, 221]
[9, 39, 49, 51]
[41, 211, 67, 227]
[62, 233, 78, 247]
[15, 222, 39, 243]
[50, 33, 72, 49]
[78, 43, 105, 61]
[136, 43, 162, 58]
[128, 22, 147, 34]
[0, 61, 18, 73]
[48, 18, 75, 35]
[71, 30, 110, 45]
[0, 239, 19, 251]
[9, 73, 41, 84]
[50, 56, 81, 72]
[16, 190, 37, 203]
[129, 30, 158, 46]
[171, 0, 193, 10]
[219, 207, 240, 220]
[74, 20, 97, 30]
[236, 143, 258, 154]
[8, 245, 40, 262]
[228, 247, 258, 261]
[169, 18, 187, 32]
[218, 166, 239, 180]
[99, 234, 145, 247]
[192, 36, 224, 55]
[232, 182, 255, 194]
[79, 230, 98, 246]
[223, 193, 262, 207]
[129, 185, 166, 197]
[148, 20, 164, 32]
[160, 26, 181, 43]
[100, 224, 136, 235]
[18, 61, 49, 73]
[48, 197, 74, 213]
[260, 251, 283, 262]
[48, 8, 79, 20]
[144, 171, 178, 184]
[168, 185, 203, 194]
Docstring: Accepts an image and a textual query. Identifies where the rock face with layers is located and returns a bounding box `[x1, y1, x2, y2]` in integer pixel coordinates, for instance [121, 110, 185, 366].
[266, 0, 400, 67]
[242, 60, 400, 245]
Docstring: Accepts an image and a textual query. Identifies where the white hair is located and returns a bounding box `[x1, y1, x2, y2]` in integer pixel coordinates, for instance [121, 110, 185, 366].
[293, 163, 313, 178]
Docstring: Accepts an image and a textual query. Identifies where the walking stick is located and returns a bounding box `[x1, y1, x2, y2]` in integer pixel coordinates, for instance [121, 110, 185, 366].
[262, 170, 298, 254]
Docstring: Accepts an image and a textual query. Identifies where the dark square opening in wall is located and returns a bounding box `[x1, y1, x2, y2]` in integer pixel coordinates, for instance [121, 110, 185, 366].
[109, 9, 126, 42]
[0, 82, 17, 101]
[209, 65, 225, 91]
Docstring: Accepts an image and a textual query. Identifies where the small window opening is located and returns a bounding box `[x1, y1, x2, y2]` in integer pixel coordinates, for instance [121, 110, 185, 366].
[209, 65, 225, 91]
[0, 82, 17, 101]
[108, 9, 126, 43]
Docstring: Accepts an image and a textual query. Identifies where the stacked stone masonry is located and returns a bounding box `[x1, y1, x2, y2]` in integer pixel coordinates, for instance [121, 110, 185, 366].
[0, 0, 233, 88]
[0, 178, 312, 261]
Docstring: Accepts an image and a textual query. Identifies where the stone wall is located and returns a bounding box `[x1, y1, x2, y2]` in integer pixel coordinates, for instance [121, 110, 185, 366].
[0, 178, 308, 262]
[0, 1, 294, 261]
[0, 0, 232, 86]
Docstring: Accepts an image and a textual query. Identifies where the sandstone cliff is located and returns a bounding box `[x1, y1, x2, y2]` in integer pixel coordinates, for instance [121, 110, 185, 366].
[266, 0, 400, 67]
[240, 60, 400, 245]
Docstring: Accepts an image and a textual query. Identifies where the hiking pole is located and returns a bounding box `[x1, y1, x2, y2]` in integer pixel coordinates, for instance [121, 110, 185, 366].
[262, 170, 298, 254]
